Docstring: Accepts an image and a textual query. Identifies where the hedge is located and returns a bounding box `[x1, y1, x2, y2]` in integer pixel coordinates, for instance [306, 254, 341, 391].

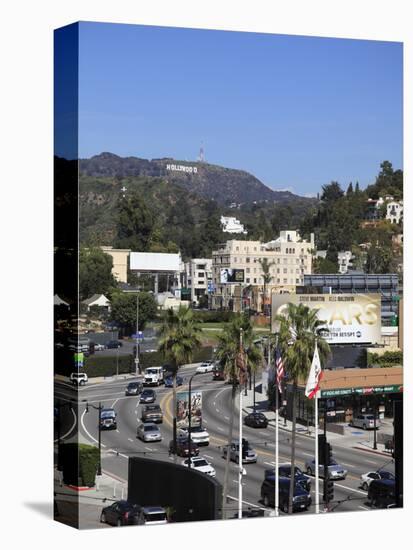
[367, 350, 403, 367]
[83, 354, 133, 377]
[60, 443, 100, 487]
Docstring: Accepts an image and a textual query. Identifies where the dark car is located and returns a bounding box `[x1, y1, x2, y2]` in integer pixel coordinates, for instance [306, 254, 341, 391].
[212, 368, 225, 381]
[106, 340, 122, 349]
[261, 476, 312, 513]
[164, 375, 184, 388]
[141, 404, 163, 423]
[140, 389, 156, 404]
[100, 408, 117, 430]
[125, 382, 143, 396]
[244, 412, 269, 428]
[100, 500, 143, 526]
[169, 437, 200, 457]
[265, 464, 311, 492]
[368, 479, 396, 508]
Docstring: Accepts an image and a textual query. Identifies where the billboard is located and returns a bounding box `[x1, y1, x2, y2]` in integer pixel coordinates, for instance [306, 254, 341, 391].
[130, 252, 180, 272]
[176, 391, 202, 428]
[271, 293, 381, 344]
[220, 268, 245, 284]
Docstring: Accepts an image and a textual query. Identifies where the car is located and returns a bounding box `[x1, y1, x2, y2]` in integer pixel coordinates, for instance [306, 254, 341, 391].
[169, 437, 200, 457]
[137, 422, 162, 442]
[244, 412, 268, 428]
[212, 367, 225, 381]
[139, 506, 168, 525]
[351, 413, 380, 430]
[360, 470, 395, 491]
[261, 476, 312, 513]
[178, 425, 210, 446]
[93, 342, 105, 351]
[139, 389, 156, 404]
[100, 408, 117, 430]
[196, 361, 214, 374]
[164, 375, 184, 388]
[368, 479, 396, 508]
[100, 500, 143, 526]
[304, 458, 347, 480]
[222, 439, 257, 464]
[106, 340, 122, 349]
[265, 463, 311, 492]
[181, 456, 216, 477]
[125, 381, 143, 396]
[141, 404, 163, 423]
[70, 372, 88, 386]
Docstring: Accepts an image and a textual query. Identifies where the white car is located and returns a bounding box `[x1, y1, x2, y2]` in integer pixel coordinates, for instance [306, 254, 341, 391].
[351, 414, 380, 430]
[196, 362, 214, 374]
[360, 470, 395, 491]
[93, 342, 105, 351]
[70, 372, 88, 386]
[178, 425, 210, 446]
[182, 456, 216, 477]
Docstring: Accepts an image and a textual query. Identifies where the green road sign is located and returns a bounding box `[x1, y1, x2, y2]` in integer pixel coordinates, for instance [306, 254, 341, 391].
[321, 384, 403, 398]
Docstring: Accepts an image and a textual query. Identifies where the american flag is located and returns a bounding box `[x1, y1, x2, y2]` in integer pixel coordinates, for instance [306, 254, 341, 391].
[275, 347, 285, 394]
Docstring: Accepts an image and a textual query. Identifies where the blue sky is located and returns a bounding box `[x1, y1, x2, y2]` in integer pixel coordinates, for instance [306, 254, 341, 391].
[74, 22, 402, 196]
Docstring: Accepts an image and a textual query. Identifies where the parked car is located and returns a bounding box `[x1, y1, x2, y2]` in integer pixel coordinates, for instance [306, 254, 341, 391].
[106, 340, 122, 349]
[100, 500, 143, 526]
[368, 479, 396, 508]
[137, 422, 162, 442]
[164, 375, 184, 388]
[100, 408, 117, 430]
[139, 389, 156, 404]
[169, 437, 200, 457]
[93, 342, 105, 351]
[244, 412, 268, 428]
[70, 372, 88, 386]
[305, 458, 347, 480]
[139, 506, 168, 525]
[125, 381, 143, 396]
[351, 413, 380, 430]
[196, 361, 214, 374]
[265, 463, 311, 492]
[261, 476, 312, 513]
[181, 456, 216, 477]
[178, 425, 210, 446]
[222, 439, 257, 464]
[141, 404, 163, 423]
[360, 470, 395, 491]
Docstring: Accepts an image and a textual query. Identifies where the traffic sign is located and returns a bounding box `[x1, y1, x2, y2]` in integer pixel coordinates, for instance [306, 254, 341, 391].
[132, 331, 144, 340]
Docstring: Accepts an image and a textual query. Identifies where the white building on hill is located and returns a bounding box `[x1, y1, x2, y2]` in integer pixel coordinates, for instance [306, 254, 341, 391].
[220, 216, 247, 234]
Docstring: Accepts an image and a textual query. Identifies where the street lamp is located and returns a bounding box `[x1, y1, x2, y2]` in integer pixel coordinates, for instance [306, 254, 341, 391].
[84, 400, 103, 476]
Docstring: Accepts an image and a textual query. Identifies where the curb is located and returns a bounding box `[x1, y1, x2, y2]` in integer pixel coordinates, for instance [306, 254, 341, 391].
[352, 446, 390, 457]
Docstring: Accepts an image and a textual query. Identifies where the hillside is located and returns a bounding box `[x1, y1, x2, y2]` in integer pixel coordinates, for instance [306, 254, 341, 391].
[79, 152, 314, 207]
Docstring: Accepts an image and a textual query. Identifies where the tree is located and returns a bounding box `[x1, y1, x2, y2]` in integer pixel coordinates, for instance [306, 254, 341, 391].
[313, 256, 338, 274]
[116, 191, 154, 251]
[79, 248, 116, 300]
[346, 182, 353, 195]
[365, 244, 393, 274]
[275, 303, 330, 514]
[258, 258, 275, 314]
[215, 314, 262, 518]
[158, 307, 202, 463]
[109, 291, 157, 334]
[321, 182, 344, 203]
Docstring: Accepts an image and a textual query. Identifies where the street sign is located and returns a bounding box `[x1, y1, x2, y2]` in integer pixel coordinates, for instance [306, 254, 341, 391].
[74, 352, 84, 367]
[132, 332, 144, 340]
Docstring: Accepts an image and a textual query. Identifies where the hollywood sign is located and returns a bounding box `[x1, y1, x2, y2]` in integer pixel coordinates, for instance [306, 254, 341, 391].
[166, 164, 198, 174]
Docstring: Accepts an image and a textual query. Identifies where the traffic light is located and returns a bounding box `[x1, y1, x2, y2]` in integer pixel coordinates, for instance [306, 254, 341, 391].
[324, 479, 334, 503]
[326, 443, 333, 464]
[318, 434, 326, 463]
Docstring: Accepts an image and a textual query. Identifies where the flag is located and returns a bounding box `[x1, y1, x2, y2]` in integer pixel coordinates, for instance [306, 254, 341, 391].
[305, 342, 323, 399]
[275, 347, 285, 394]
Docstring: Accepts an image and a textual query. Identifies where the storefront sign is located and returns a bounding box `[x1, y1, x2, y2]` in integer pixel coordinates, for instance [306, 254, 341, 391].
[321, 384, 403, 398]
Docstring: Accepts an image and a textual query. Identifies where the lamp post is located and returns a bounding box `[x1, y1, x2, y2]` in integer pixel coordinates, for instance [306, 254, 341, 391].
[84, 401, 103, 476]
[135, 292, 140, 375]
[373, 396, 378, 450]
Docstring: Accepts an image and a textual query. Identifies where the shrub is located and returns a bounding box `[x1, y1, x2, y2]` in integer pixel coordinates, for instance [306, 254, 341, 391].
[60, 443, 100, 487]
[84, 354, 134, 377]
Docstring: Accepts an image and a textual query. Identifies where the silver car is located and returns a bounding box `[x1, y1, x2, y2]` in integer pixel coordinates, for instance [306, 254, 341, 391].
[351, 414, 380, 430]
[305, 458, 347, 480]
[222, 440, 257, 464]
[137, 422, 162, 442]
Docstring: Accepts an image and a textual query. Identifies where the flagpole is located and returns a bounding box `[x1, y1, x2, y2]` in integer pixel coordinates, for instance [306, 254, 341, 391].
[315, 391, 319, 514]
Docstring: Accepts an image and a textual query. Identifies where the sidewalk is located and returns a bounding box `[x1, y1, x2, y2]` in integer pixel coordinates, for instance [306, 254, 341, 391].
[54, 468, 127, 506]
[239, 384, 394, 457]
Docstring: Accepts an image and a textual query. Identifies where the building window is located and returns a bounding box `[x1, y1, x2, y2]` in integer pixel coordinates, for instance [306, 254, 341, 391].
[236, 246, 239, 251]
[283, 268, 287, 274]
[296, 278, 300, 284]
[283, 278, 288, 284]
[277, 278, 280, 283]
[246, 278, 250, 283]
[254, 278, 257, 283]
[246, 268, 250, 273]
[277, 268, 280, 274]
[246, 257, 250, 263]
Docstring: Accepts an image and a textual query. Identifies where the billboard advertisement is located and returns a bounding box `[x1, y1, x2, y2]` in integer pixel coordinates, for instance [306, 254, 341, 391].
[220, 268, 245, 284]
[176, 391, 202, 428]
[271, 293, 381, 344]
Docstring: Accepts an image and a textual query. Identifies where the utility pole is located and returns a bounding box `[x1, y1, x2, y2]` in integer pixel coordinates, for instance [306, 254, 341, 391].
[323, 403, 328, 511]
[135, 293, 140, 375]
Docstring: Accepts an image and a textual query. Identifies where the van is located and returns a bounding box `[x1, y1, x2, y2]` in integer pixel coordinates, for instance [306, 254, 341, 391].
[351, 413, 380, 430]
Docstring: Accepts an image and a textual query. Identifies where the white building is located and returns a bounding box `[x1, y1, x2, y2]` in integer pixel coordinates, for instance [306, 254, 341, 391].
[337, 251, 354, 274]
[183, 258, 213, 306]
[220, 216, 247, 234]
[211, 230, 314, 311]
[386, 200, 403, 224]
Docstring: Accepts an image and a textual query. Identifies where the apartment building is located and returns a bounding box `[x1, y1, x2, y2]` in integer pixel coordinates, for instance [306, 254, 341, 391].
[183, 258, 213, 306]
[210, 230, 314, 311]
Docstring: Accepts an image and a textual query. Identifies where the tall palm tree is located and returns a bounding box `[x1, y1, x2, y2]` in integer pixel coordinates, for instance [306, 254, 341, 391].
[158, 306, 202, 462]
[275, 303, 330, 514]
[258, 258, 275, 315]
[215, 314, 262, 519]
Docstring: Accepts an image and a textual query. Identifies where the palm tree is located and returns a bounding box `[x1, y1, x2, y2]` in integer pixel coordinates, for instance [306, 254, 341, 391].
[215, 314, 262, 518]
[158, 306, 202, 462]
[275, 303, 330, 514]
[258, 258, 275, 315]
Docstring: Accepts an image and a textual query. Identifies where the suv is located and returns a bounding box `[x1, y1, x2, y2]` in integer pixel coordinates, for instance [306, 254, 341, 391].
[106, 340, 122, 349]
[351, 413, 380, 430]
[169, 437, 200, 457]
[100, 408, 117, 430]
[141, 404, 163, 423]
[265, 463, 311, 492]
[261, 476, 312, 513]
[368, 479, 396, 508]
[70, 372, 88, 386]
[125, 382, 143, 396]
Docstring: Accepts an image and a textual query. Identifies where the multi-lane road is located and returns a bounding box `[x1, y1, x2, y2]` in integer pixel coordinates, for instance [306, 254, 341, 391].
[54, 365, 394, 523]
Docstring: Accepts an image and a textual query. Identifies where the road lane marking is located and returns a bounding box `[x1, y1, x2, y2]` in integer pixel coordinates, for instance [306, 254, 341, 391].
[145, 447, 154, 451]
[111, 398, 120, 408]
[226, 495, 267, 511]
[341, 462, 357, 468]
[264, 462, 275, 466]
[128, 438, 133, 442]
[204, 454, 214, 459]
[359, 505, 369, 510]
[334, 483, 366, 495]
[364, 459, 378, 465]
[225, 416, 230, 420]
[217, 427, 224, 431]
[116, 429, 120, 433]
[216, 409, 220, 413]
[302, 452, 313, 457]
[108, 449, 129, 459]
[54, 407, 77, 443]
[80, 409, 107, 447]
